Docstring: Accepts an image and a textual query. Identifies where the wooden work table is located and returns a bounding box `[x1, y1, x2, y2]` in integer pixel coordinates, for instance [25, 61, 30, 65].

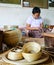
[42, 32, 54, 37]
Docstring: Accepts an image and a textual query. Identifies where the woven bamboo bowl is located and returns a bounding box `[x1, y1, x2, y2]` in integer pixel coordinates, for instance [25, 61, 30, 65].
[22, 42, 42, 62]
[3, 29, 22, 47]
[8, 49, 23, 61]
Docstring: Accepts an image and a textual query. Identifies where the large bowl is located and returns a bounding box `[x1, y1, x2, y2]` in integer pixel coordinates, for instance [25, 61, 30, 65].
[22, 42, 42, 62]
[3, 29, 22, 47]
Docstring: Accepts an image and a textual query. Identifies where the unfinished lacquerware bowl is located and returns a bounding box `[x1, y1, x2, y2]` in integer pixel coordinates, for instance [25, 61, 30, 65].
[22, 42, 42, 62]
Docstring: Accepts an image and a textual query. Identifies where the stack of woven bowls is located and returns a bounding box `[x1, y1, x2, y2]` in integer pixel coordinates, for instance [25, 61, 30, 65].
[3, 29, 22, 47]
[22, 42, 42, 62]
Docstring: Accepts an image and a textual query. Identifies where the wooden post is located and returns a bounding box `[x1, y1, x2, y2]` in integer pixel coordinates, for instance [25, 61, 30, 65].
[21, 0, 23, 7]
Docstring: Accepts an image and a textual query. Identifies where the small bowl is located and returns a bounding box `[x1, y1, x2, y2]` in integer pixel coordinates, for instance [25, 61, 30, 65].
[22, 42, 42, 62]
[8, 49, 23, 60]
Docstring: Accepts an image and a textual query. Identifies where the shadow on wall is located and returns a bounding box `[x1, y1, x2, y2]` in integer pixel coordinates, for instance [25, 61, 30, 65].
[43, 18, 50, 25]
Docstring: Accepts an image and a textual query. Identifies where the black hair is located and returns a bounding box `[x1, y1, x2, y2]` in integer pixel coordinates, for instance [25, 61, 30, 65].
[32, 7, 41, 14]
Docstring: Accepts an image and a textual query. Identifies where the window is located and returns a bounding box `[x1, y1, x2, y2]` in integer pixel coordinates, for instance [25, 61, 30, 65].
[49, 0, 54, 7]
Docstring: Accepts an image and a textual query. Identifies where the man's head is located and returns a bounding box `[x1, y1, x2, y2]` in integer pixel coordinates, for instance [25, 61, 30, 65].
[32, 7, 41, 19]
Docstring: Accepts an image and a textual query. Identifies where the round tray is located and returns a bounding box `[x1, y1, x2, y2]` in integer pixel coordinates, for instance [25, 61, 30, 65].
[2, 52, 49, 65]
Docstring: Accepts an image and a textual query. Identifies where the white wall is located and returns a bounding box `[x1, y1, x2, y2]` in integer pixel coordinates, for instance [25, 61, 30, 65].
[0, 3, 54, 28]
[41, 7, 54, 25]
